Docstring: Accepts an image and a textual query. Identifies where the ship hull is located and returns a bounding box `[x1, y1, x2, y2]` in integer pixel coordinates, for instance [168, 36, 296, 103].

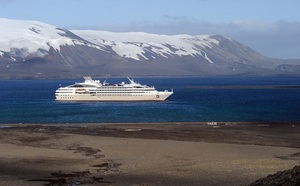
[55, 92, 173, 102]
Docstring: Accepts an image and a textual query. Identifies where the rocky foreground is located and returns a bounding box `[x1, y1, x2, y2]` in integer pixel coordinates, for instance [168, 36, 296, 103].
[250, 165, 300, 186]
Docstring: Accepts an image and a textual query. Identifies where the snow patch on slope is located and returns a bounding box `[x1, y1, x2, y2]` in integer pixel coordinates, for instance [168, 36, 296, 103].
[0, 18, 81, 58]
[72, 30, 219, 62]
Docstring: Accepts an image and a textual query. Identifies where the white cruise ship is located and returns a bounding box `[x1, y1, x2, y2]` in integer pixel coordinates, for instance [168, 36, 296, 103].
[55, 77, 173, 101]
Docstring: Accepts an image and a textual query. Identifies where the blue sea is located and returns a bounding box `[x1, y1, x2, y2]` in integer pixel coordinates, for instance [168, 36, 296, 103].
[1, 76, 300, 124]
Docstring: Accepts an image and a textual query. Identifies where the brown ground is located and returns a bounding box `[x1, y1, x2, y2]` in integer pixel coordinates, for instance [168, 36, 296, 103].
[0, 122, 299, 185]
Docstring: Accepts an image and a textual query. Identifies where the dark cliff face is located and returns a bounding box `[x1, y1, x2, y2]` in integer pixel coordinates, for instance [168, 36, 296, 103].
[0, 20, 300, 79]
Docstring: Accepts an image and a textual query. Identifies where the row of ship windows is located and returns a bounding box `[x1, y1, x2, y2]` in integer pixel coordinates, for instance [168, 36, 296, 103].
[57, 94, 146, 97]
[96, 94, 145, 96]
[62, 88, 154, 91]
[92, 92, 152, 94]
[57, 91, 153, 94]
[100, 90, 155, 92]
[92, 91, 154, 93]
[59, 97, 74, 99]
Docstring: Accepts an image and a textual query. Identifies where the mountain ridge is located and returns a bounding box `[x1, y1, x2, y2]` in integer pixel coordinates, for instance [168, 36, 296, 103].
[0, 18, 299, 79]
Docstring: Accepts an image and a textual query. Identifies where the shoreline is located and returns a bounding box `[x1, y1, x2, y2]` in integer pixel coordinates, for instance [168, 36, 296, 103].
[2, 122, 300, 148]
[0, 122, 299, 185]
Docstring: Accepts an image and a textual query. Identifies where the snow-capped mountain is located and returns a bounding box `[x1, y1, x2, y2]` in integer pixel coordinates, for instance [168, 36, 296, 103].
[0, 18, 299, 79]
[0, 18, 104, 63]
[72, 30, 218, 63]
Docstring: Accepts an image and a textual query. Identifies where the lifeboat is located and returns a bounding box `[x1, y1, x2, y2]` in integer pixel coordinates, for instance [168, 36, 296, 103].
[75, 88, 86, 93]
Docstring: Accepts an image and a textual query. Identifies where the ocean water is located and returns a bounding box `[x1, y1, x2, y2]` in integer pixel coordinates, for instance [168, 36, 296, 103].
[1, 76, 300, 124]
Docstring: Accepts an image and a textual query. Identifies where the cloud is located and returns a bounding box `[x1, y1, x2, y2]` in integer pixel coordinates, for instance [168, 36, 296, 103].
[220, 21, 300, 59]
[72, 18, 300, 59]
[0, 0, 12, 4]
[0, 0, 20, 3]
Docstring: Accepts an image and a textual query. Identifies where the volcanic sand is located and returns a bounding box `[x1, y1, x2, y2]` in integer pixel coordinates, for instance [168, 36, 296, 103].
[0, 122, 299, 186]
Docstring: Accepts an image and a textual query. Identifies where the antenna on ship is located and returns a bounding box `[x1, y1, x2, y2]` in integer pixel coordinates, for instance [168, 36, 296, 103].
[103, 79, 109, 86]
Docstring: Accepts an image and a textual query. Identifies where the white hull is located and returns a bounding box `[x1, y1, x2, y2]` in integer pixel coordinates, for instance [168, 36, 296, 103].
[55, 92, 172, 102]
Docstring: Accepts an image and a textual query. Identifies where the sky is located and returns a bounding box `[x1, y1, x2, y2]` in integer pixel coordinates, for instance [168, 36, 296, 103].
[0, 0, 300, 59]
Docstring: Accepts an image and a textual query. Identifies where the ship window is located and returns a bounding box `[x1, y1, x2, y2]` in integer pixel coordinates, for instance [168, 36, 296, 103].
[85, 85, 98, 88]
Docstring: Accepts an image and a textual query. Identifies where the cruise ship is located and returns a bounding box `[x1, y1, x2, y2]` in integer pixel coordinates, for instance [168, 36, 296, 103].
[55, 77, 173, 101]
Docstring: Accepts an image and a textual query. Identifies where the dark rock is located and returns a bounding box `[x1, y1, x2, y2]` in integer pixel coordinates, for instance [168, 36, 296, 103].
[249, 165, 300, 186]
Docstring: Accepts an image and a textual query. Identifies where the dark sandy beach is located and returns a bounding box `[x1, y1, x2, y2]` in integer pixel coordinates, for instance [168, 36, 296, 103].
[0, 122, 299, 185]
